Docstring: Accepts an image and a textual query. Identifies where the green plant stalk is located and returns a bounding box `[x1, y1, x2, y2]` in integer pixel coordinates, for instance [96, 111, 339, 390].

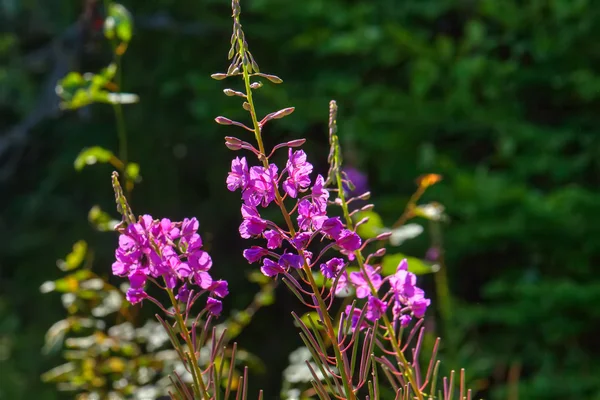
[429, 220, 456, 369]
[238, 43, 356, 400]
[331, 135, 424, 399]
[166, 286, 210, 400]
[113, 66, 128, 167]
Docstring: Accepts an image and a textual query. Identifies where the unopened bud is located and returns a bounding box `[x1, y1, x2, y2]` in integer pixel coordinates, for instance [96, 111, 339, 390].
[250, 81, 263, 89]
[257, 73, 283, 84]
[211, 73, 228, 80]
[360, 204, 375, 212]
[272, 107, 295, 120]
[215, 116, 233, 125]
[375, 231, 393, 241]
[357, 191, 371, 200]
[225, 136, 243, 150]
[355, 217, 369, 228]
[373, 248, 387, 257]
[286, 139, 306, 147]
[224, 89, 246, 97]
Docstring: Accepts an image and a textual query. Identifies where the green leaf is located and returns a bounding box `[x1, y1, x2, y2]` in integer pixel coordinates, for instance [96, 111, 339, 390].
[57, 241, 88, 271]
[354, 210, 385, 238]
[104, 3, 133, 43]
[74, 147, 114, 171]
[125, 162, 141, 182]
[381, 253, 438, 275]
[298, 312, 324, 330]
[88, 206, 119, 232]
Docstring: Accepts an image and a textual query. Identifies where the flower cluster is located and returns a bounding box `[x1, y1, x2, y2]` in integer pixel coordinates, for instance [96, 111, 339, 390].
[344, 259, 431, 330]
[227, 149, 361, 273]
[227, 146, 429, 327]
[112, 215, 227, 313]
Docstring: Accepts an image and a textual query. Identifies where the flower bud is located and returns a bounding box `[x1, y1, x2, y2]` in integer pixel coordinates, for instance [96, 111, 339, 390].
[357, 191, 371, 200]
[250, 81, 263, 89]
[372, 248, 387, 257]
[375, 231, 393, 241]
[215, 116, 233, 125]
[359, 204, 374, 212]
[225, 136, 243, 150]
[211, 73, 228, 80]
[256, 73, 283, 84]
[243, 102, 251, 111]
[286, 139, 306, 147]
[271, 107, 295, 119]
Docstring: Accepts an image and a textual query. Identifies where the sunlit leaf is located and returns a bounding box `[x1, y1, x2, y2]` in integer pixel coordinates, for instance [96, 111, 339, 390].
[88, 206, 119, 232]
[381, 253, 438, 275]
[74, 147, 115, 171]
[353, 210, 385, 238]
[104, 3, 133, 44]
[125, 162, 141, 182]
[55, 240, 87, 272]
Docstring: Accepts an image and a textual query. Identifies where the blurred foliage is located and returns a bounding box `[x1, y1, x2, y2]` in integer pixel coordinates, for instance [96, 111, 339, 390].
[2, 0, 600, 399]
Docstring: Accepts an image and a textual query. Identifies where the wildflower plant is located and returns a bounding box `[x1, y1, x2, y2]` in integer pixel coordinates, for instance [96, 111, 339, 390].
[43, 0, 475, 399]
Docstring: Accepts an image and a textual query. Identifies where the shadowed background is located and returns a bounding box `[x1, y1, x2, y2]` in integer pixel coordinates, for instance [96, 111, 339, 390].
[2, 0, 600, 399]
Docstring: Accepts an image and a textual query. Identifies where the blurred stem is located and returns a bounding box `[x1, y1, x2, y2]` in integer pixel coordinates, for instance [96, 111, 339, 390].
[238, 42, 356, 400]
[429, 221, 456, 368]
[166, 286, 210, 400]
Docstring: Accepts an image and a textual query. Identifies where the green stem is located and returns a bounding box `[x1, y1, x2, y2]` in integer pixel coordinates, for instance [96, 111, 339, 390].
[166, 287, 210, 400]
[238, 38, 356, 400]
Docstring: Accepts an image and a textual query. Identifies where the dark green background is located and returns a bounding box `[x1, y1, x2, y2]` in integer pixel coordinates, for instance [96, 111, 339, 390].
[2, 0, 600, 398]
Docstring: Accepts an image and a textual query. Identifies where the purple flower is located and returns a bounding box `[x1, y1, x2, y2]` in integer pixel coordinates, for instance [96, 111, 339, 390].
[344, 305, 368, 331]
[311, 175, 329, 210]
[279, 253, 304, 270]
[239, 205, 267, 238]
[320, 257, 345, 279]
[193, 271, 213, 289]
[126, 288, 147, 304]
[189, 250, 212, 271]
[180, 217, 202, 252]
[243, 246, 268, 263]
[349, 265, 382, 298]
[175, 284, 191, 303]
[336, 229, 361, 252]
[206, 297, 223, 316]
[297, 199, 327, 231]
[264, 229, 284, 249]
[291, 231, 312, 251]
[227, 156, 249, 191]
[366, 296, 387, 321]
[320, 258, 349, 295]
[389, 261, 416, 299]
[400, 314, 412, 327]
[128, 270, 147, 289]
[242, 164, 278, 207]
[408, 288, 430, 318]
[261, 258, 284, 277]
[208, 280, 229, 298]
[282, 149, 313, 198]
[322, 217, 343, 239]
[113, 214, 228, 308]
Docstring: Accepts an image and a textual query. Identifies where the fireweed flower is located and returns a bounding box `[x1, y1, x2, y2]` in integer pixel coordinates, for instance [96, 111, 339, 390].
[112, 215, 227, 314]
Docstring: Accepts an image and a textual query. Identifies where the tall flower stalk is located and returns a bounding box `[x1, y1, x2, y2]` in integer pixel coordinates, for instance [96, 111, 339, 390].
[210, 1, 468, 399]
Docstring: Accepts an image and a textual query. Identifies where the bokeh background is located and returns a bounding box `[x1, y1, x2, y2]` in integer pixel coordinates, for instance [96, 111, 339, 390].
[2, 0, 600, 399]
